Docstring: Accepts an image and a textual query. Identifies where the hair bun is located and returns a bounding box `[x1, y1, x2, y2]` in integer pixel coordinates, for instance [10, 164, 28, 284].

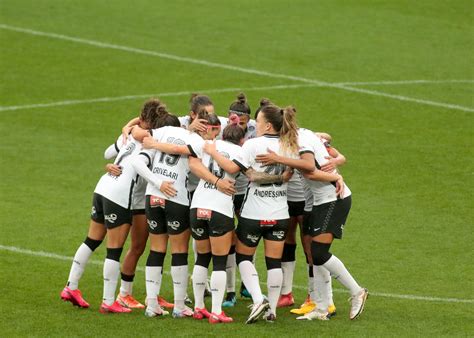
[228, 113, 240, 125]
[260, 98, 271, 107]
[237, 92, 247, 104]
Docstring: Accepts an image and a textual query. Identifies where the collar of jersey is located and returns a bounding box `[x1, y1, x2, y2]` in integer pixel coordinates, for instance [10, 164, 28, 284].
[263, 133, 279, 138]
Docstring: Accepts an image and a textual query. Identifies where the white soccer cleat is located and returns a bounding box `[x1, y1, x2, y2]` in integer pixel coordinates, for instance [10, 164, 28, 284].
[246, 299, 270, 324]
[296, 308, 329, 321]
[144, 305, 169, 317]
[349, 288, 368, 320]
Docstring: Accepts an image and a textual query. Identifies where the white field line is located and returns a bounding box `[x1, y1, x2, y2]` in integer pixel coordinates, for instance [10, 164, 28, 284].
[0, 84, 317, 112]
[1, 24, 473, 113]
[1, 244, 473, 305]
[1, 79, 472, 113]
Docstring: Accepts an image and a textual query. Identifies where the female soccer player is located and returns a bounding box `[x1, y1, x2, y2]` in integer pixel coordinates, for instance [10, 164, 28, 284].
[132, 110, 233, 318]
[187, 116, 245, 324]
[256, 128, 368, 321]
[60, 99, 168, 313]
[203, 103, 300, 323]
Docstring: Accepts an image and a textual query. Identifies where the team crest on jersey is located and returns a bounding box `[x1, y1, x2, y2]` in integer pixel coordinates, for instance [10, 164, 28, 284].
[168, 221, 180, 230]
[147, 219, 158, 230]
[246, 234, 259, 243]
[150, 196, 165, 208]
[272, 231, 285, 240]
[104, 213, 117, 224]
[192, 227, 205, 237]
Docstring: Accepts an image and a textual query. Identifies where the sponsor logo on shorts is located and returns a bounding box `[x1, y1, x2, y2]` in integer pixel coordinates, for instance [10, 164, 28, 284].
[168, 221, 180, 231]
[192, 228, 204, 237]
[246, 234, 259, 243]
[272, 231, 285, 239]
[104, 213, 117, 223]
[147, 219, 158, 230]
[91, 206, 96, 216]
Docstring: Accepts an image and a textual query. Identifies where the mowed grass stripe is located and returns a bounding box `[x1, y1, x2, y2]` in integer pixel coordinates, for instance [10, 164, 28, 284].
[2, 244, 473, 305]
[1, 23, 473, 113]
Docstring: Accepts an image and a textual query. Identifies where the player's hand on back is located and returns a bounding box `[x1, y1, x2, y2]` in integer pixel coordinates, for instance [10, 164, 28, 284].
[106, 163, 122, 177]
[160, 181, 177, 198]
[216, 178, 236, 196]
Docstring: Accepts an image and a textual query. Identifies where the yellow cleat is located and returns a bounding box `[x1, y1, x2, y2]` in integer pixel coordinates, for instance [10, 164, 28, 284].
[290, 300, 316, 315]
[327, 304, 337, 317]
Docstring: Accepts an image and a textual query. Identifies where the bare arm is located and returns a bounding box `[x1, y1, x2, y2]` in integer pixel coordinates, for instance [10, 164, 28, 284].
[256, 151, 316, 172]
[203, 141, 241, 174]
[188, 156, 236, 196]
[321, 146, 346, 172]
[131, 125, 150, 142]
[122, 117, 141, 143]
[246, 168, 293, 184]
[142, 136, 191, 155]
[315, 132, 332, 143]
[303, 170, 345, 198]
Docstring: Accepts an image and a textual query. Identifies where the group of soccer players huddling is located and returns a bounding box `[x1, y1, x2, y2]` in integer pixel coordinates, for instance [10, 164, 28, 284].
[60, 92, 368, 324]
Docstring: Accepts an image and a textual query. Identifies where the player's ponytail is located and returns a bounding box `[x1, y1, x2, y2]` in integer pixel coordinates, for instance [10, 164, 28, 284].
[280, 106, 299, 156]
[140, 98, 170, 128]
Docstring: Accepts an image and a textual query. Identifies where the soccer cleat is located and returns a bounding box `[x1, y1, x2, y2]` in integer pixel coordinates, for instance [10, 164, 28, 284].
[209, 311, 233, 324]
[246, 299, 270, 324]
[240, 283, 252, 299]
[193, 307, 211, 320]
[158, 296, 174, 309]
[99, 301, 132, 314]
[349, 288, 368, 320]
[290, 299, 315, 315]
[296, 308, 329, 321]
[263, 310, 276, 323]
[327, 304, 337, 318]
[60, 287, 90, 308]
[222, 293, 237, 308]
[184, 294, 193, 305]
[117, 294, 145, 309]
[277, 292, 295, 307]
[144, 305, 169, 317]
[172, 305, 193, 318]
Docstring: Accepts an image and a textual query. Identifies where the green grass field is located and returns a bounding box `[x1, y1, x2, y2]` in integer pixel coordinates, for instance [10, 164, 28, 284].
[1, 0, 473, 336]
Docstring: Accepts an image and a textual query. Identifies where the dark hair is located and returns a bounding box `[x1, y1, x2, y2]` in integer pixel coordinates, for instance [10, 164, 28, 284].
[140, 98, 169, 128]
[156, 114, 180, 128]
[229, 92, 251, 116]
[254, 98, 273, 119]
[190, 93, 213, 113]
[207, 113, 221, 126]
[223, 114, 245, 145]
[260, 104, 298, 155]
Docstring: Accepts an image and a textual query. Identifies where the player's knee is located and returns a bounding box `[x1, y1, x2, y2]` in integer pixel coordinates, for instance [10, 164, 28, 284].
[236, 253, 253, 265]
[281, 243, 297, 262]
[195, 252, 212, 268]
[212, 254, 227, 271]
[84, 236, 103, 251]
[106, 247, 123, 262]
[146, 250, 166, 266]
[265, 256, 281, 270]
[311, 241, 332, 266]
[171, 253, 188, 266]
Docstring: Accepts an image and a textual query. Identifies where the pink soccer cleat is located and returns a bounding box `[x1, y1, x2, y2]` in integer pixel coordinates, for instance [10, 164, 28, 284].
[99, 300, 132, 314]
[60, 287, 90, 308]
[209, 311, 233, 324]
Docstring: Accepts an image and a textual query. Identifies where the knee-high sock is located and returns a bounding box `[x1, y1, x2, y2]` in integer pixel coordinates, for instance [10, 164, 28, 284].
[119, 273, 134, 297]
[281, 261, 296, 295]
[192, 265, 208, 309]
[171, 253, 189, 311]
[211, 271, 226, 314]
[267, 268, 283, 314]
[238, 260, 263, 304]
[323, 255, 361, 296]
[103, 259, 120, 306]
[67, 243, 93, 290]
[225, 253, 236, 293]
[313, 265, 330, 311]
[145, 266, 162, 308]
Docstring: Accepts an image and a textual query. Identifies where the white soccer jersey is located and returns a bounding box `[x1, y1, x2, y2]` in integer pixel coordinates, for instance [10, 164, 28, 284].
[94, 135, 142, 209]
[139, 126, 201, 206]
[298, 128, 351, 206]
[234, 135, 294, 220]
[218, 117, 257, 141]
[287, 170, 305, 202]
[189, 140, 241, 218]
